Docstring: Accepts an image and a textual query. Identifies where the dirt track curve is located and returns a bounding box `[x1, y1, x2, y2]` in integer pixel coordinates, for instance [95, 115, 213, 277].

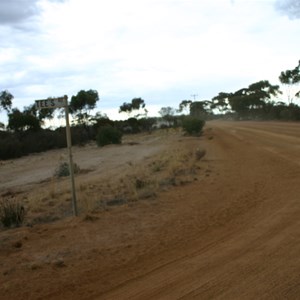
[2, 121, 300, 299]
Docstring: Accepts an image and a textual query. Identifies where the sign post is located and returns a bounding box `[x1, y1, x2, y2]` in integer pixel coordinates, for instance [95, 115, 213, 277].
[35, 96, 78, 216]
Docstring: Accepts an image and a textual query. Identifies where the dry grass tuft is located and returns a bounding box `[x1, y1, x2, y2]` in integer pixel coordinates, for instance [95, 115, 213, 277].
[195, 148, 206, 161]
[1, 132, 207, 225]
[82, 214, 99, 222]
[0, 197, 26, 228]
[73, 144, 207, 213]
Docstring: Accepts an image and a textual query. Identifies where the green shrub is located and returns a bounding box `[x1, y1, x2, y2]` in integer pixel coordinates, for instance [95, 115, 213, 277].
[0, 136, 23, 159]
[96, 125, 122, 147]
[0, 198, 25, 228]
[182, 117, 205, 136]
[55, 161, 80, 177]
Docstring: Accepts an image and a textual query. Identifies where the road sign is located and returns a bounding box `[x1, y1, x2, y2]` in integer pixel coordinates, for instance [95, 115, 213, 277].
[35, 96, 67, 109]
[34, 95, 78, 216]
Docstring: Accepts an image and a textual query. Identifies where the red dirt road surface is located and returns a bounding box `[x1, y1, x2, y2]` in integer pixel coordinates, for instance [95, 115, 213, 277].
[1, 121, 300, 299]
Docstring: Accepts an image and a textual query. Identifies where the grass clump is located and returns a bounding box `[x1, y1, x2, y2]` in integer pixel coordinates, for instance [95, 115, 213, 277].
[195, 148, 206, 160]
[55, 161, 80, 177]
[0, 198, 26, 228]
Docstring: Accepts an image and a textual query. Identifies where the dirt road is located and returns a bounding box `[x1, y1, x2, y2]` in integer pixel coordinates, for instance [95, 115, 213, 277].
[1, 121, 300, 299]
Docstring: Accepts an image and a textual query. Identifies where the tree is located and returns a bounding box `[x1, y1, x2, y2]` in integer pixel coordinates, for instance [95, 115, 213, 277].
[37, 107, 56, 128]
[90, 112, 111, 127]
[227, 80, 281, 118]
[23, 102, 56, 128]
[178, 100, 192, 114]
[119, 97, 147, 118]
[158, 106, 177, 126]
[70, 89, 99, 125]
[190, 100, 212, 119]
[211, 92, 232, 113]
[279, 60, 300, 103]
[137, 117, 156, 132]
[0, 90, 13, 113]
[37, 106, 56, 122]
[8, 108, 40, 132]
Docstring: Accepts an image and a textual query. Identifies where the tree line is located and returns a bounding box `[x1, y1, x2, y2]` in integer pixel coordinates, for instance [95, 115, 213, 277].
[176, 60, 300, 121]
[0, 60, 299, 160]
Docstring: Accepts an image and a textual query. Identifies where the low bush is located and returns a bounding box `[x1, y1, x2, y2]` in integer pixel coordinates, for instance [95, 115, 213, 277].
[0, 198, 25, 228]
[0, 136, 23, 159]
[54, 161, 80, 177]
[96, 125, 122, 147]
[182, 117, 205, 136]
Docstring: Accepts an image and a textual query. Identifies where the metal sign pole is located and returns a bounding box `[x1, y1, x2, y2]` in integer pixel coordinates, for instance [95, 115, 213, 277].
[64, 95, 78, 216]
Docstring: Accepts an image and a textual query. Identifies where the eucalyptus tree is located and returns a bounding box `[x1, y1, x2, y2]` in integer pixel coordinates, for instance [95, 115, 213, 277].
[211, 92, 232, 113]
[190, 100, 212, 119]
[70, 89, 99, 125]
[8, 108, 40, 132]
[0, 90, 13, 113]
[158, 106, 177, 126]
[22, 103, 55, 128]
[279, 60, 300, 103]
[213, 80, 281, 119]
[178, 100, 192, 114]
[119, 97, 147, 118]
[231, 80, 281, 118]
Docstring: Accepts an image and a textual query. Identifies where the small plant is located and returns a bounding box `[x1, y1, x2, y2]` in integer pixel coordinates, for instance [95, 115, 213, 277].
[55, 161, 80, 177]
[182, 117, 205, 136]
[96, 125, 122, 147]
[195, 148, 206, 160]
[135, 178, 147, 189]
[150, 161, 164, 172]
[0, 198, 25, 228]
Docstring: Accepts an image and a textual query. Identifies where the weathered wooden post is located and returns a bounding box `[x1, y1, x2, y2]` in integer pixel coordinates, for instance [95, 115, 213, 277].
[35, 95, 78, 216]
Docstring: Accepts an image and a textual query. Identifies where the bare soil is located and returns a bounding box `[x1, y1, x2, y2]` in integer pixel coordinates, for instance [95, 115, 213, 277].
[1, 121, 300, 299]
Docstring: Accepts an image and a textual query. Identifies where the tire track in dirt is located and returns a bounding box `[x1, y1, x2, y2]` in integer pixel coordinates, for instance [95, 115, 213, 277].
[2, 122, 300, 299]
[98, 121, 300, 299]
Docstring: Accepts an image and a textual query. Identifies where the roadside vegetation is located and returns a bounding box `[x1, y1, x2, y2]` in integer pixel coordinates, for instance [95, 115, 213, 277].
[0, 60, 299, 160]
[0, 197, 25, 228]
[0, 60, 299, 226]
[0, 128, 209, 227]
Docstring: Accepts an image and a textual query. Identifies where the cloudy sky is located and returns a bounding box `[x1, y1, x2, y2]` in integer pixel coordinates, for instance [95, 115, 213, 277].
[0, 0, 300, 122]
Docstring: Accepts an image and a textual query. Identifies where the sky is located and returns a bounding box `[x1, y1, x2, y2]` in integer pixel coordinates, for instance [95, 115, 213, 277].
[0, 0, 300, 122]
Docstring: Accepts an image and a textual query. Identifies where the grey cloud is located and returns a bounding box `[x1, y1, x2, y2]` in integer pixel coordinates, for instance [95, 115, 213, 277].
[275, 0, 300, 19]
[0, 0, 65, 28]
[0, 0, 39, 25]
